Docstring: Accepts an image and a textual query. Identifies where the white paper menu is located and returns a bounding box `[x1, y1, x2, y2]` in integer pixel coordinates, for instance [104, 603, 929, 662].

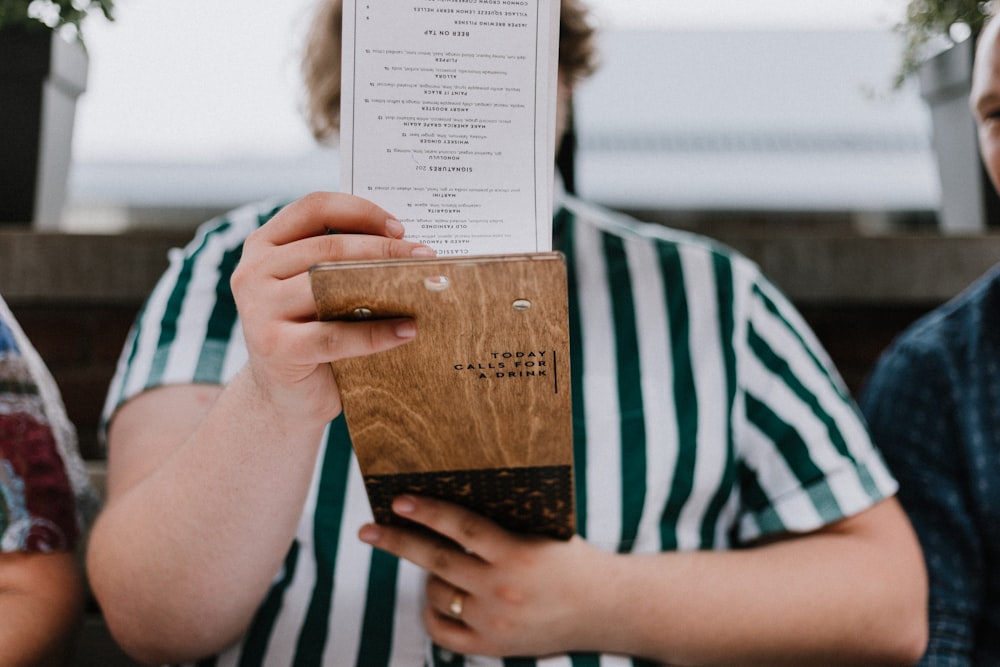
[340, 0, 561, 255]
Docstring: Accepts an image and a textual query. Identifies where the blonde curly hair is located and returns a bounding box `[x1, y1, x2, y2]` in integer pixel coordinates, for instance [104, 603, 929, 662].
[302, 0, 597, 143]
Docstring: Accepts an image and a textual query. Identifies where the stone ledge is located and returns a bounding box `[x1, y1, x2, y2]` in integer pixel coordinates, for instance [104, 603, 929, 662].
[0, 230, 191, 303]
[2, 229, 1000, 305]
[723, 233, 1000, 304]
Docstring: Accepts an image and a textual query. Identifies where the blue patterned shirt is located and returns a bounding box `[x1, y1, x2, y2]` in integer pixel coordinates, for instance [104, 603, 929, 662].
[860, 264, 1000, 667]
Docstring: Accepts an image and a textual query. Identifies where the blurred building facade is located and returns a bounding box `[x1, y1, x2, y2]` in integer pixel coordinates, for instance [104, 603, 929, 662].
[66, 28, 936, 232]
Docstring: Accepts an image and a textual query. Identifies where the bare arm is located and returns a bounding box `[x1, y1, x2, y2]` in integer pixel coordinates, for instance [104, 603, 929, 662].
[361, 494, 928, 666]
[86, 193, 435, 664]
[0, 551, 84, 667]
[88, 379, 320, 663]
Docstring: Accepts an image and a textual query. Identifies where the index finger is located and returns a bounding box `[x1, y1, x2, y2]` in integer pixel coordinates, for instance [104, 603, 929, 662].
[389, 495, 512, 564]
[260, 192, 401, 246]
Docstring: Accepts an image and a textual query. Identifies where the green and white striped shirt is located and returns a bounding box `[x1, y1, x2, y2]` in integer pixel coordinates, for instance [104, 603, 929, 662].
[102, 193, 896, 666]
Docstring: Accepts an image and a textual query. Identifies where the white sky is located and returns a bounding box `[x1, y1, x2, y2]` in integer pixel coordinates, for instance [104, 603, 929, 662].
[72, 0, 909, 163]
[585, 0, 906, 30]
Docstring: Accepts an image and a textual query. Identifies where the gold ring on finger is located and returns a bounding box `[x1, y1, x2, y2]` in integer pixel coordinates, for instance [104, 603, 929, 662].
[448, 591, 466, 621]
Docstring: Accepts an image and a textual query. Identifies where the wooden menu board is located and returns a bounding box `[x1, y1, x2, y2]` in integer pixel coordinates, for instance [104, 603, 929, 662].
[310, 252, 575, 539]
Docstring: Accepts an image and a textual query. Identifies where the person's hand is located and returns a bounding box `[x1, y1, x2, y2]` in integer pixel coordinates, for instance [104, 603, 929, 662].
[358, 495, 615, 658]
[231, 192, 435, 424]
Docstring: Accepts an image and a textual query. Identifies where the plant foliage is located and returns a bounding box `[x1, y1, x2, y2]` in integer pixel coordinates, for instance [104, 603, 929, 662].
[0, 0, 114, 44]
[895, 0, 994, 86]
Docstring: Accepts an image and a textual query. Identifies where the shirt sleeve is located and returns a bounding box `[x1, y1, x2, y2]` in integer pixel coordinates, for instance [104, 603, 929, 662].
[732, 262, 898, 542]
[100, 201, 286, 438]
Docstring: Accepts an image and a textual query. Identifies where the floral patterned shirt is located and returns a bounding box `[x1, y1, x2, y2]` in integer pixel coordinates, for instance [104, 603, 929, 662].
[0, 295, 95, 553]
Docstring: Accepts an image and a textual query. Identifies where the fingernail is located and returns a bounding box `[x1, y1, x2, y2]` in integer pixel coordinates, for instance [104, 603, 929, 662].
[359, 524, 381, 544]
[411, 245, 437, 258]
[393, 496, 417, 515]
[386, 218, 405, 238]
[395, 321, 416, 339]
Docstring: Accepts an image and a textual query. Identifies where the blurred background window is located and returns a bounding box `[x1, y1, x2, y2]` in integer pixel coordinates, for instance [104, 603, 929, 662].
[64, 0, 931, 233]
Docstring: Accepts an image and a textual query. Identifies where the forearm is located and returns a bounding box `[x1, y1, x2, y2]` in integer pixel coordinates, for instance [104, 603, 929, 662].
[580, 502, 926, 665]
[360, 494, 926, 665]
[88, 370, 329, 663]
[0, 553, 84, 667]
[89, 194, 429, 663]
[0, 598, 78, 667]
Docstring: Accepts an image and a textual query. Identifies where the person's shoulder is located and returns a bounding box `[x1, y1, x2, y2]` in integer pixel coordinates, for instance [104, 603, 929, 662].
[175, 198, 292, 257]
[899, 263, 1000, 348]
[559, 194, 759, 271]
[197, 198, 290, 237]
[562, 194, 731, 251]
[873, 263, 1000, 380]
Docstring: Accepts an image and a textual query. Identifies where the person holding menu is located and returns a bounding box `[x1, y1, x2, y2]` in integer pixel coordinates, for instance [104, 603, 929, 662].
[87, 0, 928, 664]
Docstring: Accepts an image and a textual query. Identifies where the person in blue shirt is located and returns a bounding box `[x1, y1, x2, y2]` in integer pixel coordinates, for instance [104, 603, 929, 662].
[859, 13, 1000, 666]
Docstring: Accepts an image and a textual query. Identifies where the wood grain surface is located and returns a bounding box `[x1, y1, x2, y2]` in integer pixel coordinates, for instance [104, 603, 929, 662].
[310, 252, 575, 537]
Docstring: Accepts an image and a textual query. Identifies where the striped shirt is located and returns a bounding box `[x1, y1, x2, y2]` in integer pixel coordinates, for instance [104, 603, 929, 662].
[102, 194, 897, 666]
